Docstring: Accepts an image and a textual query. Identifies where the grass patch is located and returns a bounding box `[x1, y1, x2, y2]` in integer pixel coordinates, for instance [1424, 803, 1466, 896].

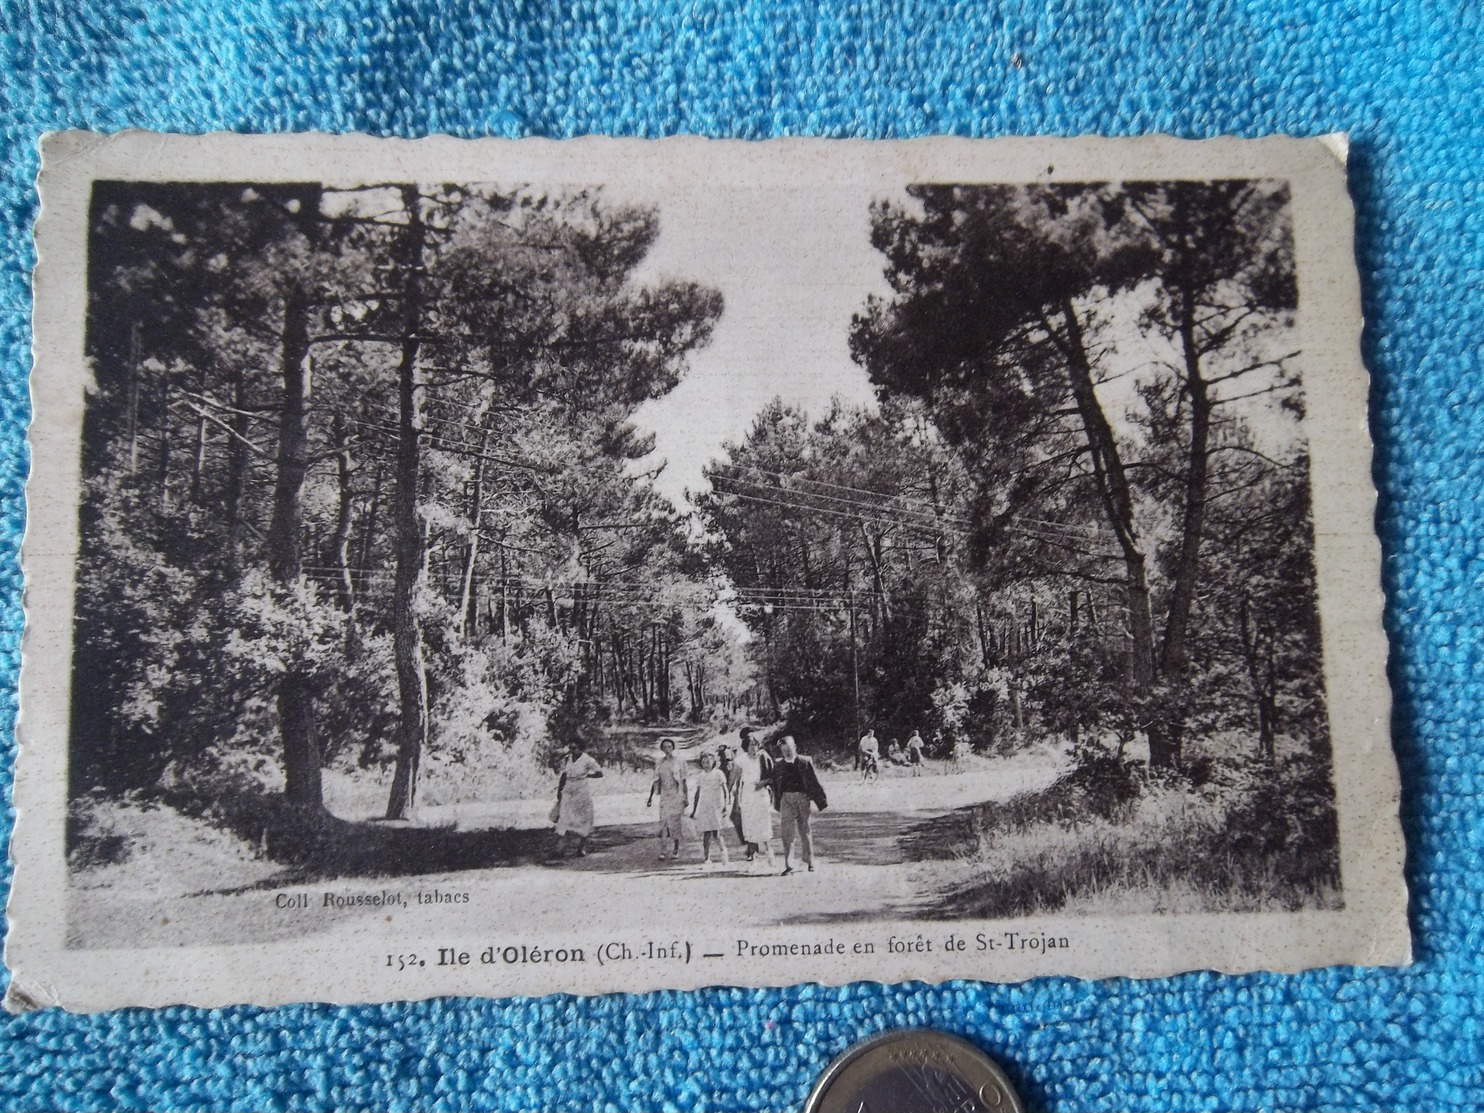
[70, 784, 560, 892]
[923, 746, 1342, 917]
[68, 791, 280, 896]
[173, 789, 561, 884]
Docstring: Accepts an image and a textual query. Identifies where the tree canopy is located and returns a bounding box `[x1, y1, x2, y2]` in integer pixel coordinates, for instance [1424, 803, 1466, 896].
[75, 181, 731, 815]
[847, 180, 1311, 768]
[75, 176, 1329, 829]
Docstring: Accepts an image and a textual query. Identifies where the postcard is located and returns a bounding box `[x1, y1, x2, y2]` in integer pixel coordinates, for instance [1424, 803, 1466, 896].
[6, 132, 1407, 1012]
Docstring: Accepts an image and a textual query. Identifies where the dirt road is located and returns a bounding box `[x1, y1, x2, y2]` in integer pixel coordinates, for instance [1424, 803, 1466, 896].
[69, 748, 1066, 948]
[444, 751, 1066, 934]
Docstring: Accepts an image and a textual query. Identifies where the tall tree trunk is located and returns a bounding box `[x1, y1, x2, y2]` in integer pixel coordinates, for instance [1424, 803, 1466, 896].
[642, 625, 655, 718]
[386, 186, 430, 821]
[1152, 280, 1215, 769]
[1162, 286, 1212, 675]
[499, 549, 510, 641]
[190, 410, 208, 504]
[1239, 595, 1277, 760]
[659, 631, 672, 720]
[356, 459, 384, 576]
[1262, 644, 1278, 761]
[330, 413, 357, 613]
[610, 628, 628, 714]
[267, 281, 322, 806]
[761, 614, 780, 719]
[1057, 300, 1164, 762]
[975, 603, 994, 668]
[857, 519, 892, 621]
[225, 363, 251, 573]
[157, 379, 172, 512]
[458, 456, 485, 638]
[126, 321, 142, 475]
[848, 588, 862, 740]
[279, 675, 320, 805]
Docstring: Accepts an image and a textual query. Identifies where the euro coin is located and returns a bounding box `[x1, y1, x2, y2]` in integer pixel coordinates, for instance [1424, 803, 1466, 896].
[804, 1029, 1025, 1113]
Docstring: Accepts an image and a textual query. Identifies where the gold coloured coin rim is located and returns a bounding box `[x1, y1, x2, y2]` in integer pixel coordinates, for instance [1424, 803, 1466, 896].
[803, 1028, 1025, 1113]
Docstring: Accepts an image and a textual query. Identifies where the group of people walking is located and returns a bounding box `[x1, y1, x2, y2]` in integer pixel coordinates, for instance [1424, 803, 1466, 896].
[648, 729, 828, 874]
[551, 728, 829, 875]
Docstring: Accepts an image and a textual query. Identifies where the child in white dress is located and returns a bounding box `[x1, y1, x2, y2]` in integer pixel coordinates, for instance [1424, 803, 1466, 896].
[690, 751, 732, 864]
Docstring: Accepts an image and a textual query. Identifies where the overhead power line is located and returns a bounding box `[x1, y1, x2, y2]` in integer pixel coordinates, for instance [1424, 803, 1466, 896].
[710, 471, 961, 529]
[707, 484, 1117, 560]
[712, 463, 1111, 543]
[298, 566, 941, 610]
[709, 487, 953, 537]
[713, 463, 967, 522]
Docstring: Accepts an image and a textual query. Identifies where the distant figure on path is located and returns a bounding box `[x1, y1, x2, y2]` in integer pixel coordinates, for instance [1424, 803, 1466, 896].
[553, 739, 604, 857]
[733, 730, 776, 868]
[770, 735, 828, 875]
[858, 729, 880, 782]
[949, 738, 970, 773]
[906, 730, 926, 776]
[647, 737, 689, 860]
[691, 751, 732, 865]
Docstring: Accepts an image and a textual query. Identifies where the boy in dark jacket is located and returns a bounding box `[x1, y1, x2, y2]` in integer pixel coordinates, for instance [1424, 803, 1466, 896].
[770, 735, 828, 874]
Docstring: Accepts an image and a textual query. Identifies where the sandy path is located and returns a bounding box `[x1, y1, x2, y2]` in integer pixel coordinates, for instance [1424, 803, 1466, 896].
[347, 750, 1066, 936]
[69, 750, 1066, 948]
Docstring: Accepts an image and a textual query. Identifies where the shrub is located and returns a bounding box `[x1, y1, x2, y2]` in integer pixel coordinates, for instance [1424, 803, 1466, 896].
[932, 741, 1341, 917]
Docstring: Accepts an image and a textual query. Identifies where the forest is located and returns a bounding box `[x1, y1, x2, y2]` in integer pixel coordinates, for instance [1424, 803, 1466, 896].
[702, 180, 1328, 772]
[71, 176, 1339, 906]
[74, 180, 750, 822]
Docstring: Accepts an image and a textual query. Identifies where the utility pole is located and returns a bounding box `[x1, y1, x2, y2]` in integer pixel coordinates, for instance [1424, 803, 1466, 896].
[848, 586, 861, 741]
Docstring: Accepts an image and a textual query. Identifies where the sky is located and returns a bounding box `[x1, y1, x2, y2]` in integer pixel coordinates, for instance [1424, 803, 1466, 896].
[616, 182, 1304, 511]
[624, 181, 901, 509]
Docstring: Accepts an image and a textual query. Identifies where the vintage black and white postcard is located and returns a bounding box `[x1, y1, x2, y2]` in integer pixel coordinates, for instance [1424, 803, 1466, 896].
[7, 132, 1408, 1012]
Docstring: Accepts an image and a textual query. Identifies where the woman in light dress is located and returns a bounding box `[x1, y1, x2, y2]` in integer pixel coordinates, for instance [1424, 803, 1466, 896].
[733, 732, 776, 869]
[553, 739, 604, 857]
[647, 737, 688, 860]
[690, 750, 731, 865]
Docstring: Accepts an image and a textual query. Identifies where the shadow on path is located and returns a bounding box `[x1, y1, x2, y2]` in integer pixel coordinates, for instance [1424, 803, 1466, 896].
[194, 789, 987, 891]
[193, 795, 560, 887]
[815, 806, 978, 866]
[558, 807, 979, 873]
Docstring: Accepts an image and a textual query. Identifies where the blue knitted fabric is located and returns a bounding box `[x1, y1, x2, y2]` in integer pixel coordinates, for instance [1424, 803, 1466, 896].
[2, 2, 1480, 1110]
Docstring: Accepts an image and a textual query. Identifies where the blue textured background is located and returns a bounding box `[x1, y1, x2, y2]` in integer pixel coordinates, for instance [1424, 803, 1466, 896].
[2, 2, 1480, 1110]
